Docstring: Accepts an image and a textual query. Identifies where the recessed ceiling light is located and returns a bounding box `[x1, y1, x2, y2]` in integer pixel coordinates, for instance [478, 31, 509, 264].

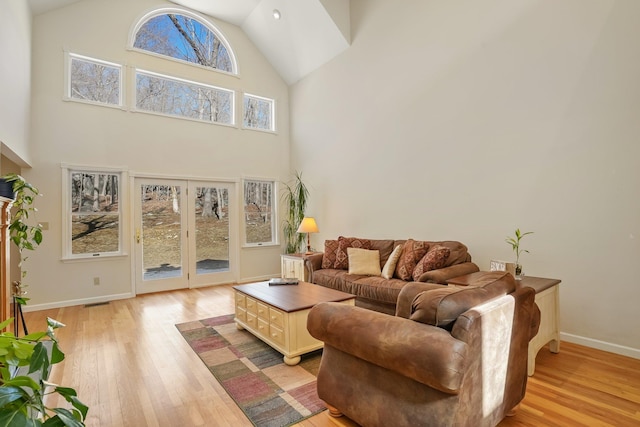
[273, 9, 281, 20]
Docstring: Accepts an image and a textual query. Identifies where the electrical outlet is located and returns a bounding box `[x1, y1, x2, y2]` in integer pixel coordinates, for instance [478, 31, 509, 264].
[93, 277, 100, 286]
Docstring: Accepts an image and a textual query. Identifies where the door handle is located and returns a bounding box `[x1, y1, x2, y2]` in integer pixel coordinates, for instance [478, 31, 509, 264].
[136, 229, 141, 244]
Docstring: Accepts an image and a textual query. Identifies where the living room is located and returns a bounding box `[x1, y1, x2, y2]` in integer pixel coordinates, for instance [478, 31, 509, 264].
[1, 0, 639, 425]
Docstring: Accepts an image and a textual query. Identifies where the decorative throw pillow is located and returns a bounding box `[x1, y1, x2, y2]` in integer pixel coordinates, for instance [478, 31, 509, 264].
[334, 236, 372, 269]
[322, 240, 339, 269]
[394, 239, 429, 281]
[412, 246, 451, 281]
[347, 248, 381, 276]
[381, 244, 403, 279]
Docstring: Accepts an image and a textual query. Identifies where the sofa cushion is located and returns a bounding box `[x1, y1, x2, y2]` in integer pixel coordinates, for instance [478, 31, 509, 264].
[381, 244, 402, 279]
[434, 241, 471, 267]
[410, 271, 516, 328]
[322, 239, 339, 269]
[395, 239, 429, 280]
[348, 248, 381, 276]
[334, 236, 372, 269]
[412, 246, 450, 281]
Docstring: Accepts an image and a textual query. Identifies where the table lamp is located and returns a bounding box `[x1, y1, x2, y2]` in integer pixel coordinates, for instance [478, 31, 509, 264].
[297, 217, 319, 254]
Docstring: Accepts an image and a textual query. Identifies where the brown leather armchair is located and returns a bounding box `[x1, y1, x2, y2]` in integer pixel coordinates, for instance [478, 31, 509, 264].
[307, 271, 540, 427]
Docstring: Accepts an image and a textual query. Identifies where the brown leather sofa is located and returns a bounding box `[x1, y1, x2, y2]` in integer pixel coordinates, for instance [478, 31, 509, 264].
[305, 237, 480, 314]
[307, 271, 540, 427]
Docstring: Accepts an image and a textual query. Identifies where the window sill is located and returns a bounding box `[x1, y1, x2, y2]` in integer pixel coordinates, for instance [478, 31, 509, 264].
[62, 253, 128, 263]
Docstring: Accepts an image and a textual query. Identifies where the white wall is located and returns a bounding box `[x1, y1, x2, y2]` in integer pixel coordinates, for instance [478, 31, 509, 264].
[23, 0, 289, 309]
[0, 1, 31, 165]
[290, 0, 640, 356]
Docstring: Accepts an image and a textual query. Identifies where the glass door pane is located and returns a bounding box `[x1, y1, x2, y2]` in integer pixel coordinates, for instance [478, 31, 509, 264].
[189, 181, 236, 287]
[194, 186, 229, 274]
[135, 179, 187, 294]
[142, 184, 183, 279]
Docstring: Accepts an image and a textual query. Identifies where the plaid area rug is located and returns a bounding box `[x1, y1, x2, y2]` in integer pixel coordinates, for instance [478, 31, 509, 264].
[176, 314, 325, 427]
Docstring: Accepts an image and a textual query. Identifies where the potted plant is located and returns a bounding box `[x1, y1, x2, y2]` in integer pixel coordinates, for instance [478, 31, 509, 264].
[1, 174, 43, 307]
[0, 317, 88, 426]
[505, 228, 533, 279]
[281, 171, 309, 254]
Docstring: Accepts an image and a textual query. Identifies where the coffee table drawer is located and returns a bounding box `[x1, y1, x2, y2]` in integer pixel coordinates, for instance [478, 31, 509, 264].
[257, 318, 269, 338]
[270, 324, 285, 346]
[257, 302, 269, 321]
[235, 293, 246, 308]
[246, 297, 258, 315]
[236, 307, 247, 323]
[246, 312, 258, 329]
[269, 307, 284, 328]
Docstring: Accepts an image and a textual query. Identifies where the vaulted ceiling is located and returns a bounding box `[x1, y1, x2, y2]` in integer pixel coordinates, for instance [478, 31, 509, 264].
[27, 0, 351, 84]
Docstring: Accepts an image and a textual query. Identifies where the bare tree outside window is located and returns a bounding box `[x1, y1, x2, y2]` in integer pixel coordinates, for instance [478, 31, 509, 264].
[134, 13, 234, 73]
[136, 71, 233, 124]
[243, 94, 274, 131]
[71, 172, 120, 254]
[69, 55, 121, 105]
[243, 180, 275, 245]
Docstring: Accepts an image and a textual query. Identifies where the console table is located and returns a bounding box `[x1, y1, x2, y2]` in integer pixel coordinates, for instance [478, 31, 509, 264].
[446, 272, 561, 376]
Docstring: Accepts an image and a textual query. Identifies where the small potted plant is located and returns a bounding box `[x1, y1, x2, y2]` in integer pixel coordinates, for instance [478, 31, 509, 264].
[505, 228, 533, 279]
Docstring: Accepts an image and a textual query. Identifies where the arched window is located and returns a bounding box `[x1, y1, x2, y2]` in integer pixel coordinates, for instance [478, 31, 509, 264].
[132, 9, 237, 74]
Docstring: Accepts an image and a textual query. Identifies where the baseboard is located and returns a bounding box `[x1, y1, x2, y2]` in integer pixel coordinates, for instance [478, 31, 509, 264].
[20, 292, 135, 312]
[560, 332, 640, 360]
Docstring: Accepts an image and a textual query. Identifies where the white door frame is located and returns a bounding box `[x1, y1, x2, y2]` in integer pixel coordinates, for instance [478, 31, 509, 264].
[130, 174, 238, 295]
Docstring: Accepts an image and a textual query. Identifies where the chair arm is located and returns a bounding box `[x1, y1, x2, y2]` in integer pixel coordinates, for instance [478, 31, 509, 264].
[395, 282, 446, 319]
[416, 262, 480, 284]
[303, 253, 324, 282]
[308, 302, 468, 394]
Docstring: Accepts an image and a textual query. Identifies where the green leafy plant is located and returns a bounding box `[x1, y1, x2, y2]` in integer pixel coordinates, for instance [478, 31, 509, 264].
[1, 174, 43, 305]
[505, 228, 534, 268]
[282, 171, 309, 254]
[0, 317, 88, 426]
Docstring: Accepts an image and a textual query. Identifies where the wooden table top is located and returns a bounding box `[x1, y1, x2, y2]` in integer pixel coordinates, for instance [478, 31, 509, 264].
[446, 271, 561, 294]
[233, 281, 356, 313]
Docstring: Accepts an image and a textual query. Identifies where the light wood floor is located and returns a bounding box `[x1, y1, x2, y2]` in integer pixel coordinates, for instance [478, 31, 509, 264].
[23, 284, 640, 427]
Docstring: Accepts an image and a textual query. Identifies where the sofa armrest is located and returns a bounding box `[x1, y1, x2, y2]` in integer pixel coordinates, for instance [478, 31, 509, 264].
[416, 262, 480, 284]
[304, 253, 324, 282]
[308, 302, 468, 394]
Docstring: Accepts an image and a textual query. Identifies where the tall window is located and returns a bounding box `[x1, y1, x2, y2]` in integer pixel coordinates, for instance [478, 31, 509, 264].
[243, 94, 275, 131]
[243, 179, 275, 246]
[133, 10, 236, 74]
[135, 70, 234, 124]
[63, 166, 124, 259]
[67, 53, 121, 106]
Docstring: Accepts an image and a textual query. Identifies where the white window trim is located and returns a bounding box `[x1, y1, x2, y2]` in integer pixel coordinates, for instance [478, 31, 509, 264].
[64, 51, 124, 109]
[242, 177, 278, 248]
[242, 92, 276, 133]
[61, 164, 129, 261]
[134, 68, 236, 126]
[128, 6, 239, 76]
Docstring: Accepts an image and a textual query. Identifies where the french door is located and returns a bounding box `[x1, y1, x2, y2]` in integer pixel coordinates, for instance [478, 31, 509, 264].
[134, 178, 236, 294]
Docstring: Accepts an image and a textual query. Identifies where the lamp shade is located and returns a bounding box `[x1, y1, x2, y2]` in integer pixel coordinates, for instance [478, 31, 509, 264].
[297, 217, 319, 233]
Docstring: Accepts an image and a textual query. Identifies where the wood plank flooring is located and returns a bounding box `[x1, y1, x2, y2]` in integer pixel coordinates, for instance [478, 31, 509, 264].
[23, 285, 640, 426]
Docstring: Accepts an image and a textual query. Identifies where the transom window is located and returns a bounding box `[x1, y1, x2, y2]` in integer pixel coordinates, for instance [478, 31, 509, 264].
[67, 53, 121, 106]
[243, 94, 275, 132]
[133, 10, 236, 74]
[135, 70, 234, 124]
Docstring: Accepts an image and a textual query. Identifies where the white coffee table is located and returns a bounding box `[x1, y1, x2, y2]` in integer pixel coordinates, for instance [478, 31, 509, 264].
[233, 281, 355, 365]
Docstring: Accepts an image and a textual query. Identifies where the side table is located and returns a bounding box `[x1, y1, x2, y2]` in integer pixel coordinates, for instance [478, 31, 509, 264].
[281, 253, 313, 282]
[446, 272, 561, 376]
